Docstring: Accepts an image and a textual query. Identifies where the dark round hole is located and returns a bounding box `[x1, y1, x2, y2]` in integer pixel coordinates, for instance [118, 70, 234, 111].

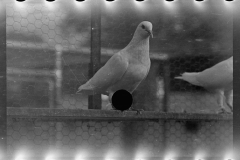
[46, 0, 55, 2]
[112, 89, 133, 111]
[16, 0, 26, 2]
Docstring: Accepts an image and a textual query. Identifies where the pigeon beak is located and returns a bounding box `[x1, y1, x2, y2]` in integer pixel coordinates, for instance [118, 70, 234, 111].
[147, 30, 153, 38]
[150, 31, 153, 38]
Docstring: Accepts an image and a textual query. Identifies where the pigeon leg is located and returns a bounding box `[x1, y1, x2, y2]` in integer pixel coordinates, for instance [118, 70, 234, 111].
[108, 92, 113, 103]
[216, 90, 229, 114]
[224, 89, 233, 112]
[102, 93, 121, 111]
[106, 102, 112, 108]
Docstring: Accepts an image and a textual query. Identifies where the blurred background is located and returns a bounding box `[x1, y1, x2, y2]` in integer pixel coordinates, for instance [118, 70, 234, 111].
[6, 0, 232, 113]
[5, 0, 233, 159]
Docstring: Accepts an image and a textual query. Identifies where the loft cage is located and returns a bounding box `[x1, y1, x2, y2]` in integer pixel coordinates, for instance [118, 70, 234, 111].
[0, 0, 234, 159]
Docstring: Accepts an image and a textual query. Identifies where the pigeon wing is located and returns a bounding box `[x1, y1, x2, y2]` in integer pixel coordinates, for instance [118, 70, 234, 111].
[77, 52, 128, 95]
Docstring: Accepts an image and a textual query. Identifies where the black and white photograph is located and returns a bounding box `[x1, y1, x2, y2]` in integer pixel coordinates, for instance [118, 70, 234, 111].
[0, 0, 238, 159]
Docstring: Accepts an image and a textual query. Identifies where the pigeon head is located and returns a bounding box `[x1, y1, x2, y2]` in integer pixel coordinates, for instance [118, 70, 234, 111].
[136, 21, 153, 38]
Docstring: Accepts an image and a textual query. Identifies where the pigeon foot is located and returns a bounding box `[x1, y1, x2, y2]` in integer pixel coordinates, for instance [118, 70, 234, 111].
[217, 108, 231, 114]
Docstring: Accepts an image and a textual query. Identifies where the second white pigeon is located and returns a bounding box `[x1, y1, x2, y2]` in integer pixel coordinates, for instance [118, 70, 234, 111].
[175, 56, 233, 114]
[77, 21, 153, 105]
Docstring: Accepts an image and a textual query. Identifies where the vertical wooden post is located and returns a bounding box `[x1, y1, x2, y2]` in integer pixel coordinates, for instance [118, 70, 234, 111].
[55, 44, 63, 108]
[163, 58, 170, 112]
[0, 2, 6, 159]
[162, 120, 168, 157]
[162, 57, 170, 156]
[54, 45, 63, 148]
[89, 0, 102, 109]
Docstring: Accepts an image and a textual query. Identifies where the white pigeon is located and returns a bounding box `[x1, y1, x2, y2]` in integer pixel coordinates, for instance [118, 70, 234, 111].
[77, 21, 153, 106]
[175, 56, 233, 114]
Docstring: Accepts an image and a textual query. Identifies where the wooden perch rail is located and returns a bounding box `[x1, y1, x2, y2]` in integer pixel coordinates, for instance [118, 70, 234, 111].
[7, 107, 232, 121]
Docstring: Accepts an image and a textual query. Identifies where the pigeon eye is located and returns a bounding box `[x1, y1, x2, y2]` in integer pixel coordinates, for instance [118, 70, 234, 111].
[141, 25, 145, 29]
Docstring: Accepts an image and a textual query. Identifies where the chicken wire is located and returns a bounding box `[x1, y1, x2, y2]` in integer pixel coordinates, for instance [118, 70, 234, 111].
[5, 0, 233, 159]
[7, 118, 233, 159]
[7, 0, 91, 110]
[6, 0, 233, 113]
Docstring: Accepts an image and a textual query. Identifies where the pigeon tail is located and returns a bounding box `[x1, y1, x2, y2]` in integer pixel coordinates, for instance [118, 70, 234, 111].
[76, 87, 95, 95]
[175, 76, 183, 80]
[76, 84, 109, 95]
[175, 72, 202, 87]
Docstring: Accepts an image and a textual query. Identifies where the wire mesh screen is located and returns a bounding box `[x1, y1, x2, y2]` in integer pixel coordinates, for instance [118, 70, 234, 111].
[6, 0, 233, 112]
[7, 118, 233, 159]
[5, 0, 233, 159]
[7, 0, 91, 109]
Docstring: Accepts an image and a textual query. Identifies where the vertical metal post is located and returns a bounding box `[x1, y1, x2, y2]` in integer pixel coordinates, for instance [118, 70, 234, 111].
[0, 2, 6, 160]
[89, 0, 102, 109]
[163, 58, 170, 112]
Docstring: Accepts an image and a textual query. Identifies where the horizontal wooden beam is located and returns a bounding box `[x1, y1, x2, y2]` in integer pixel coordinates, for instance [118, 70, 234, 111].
[5, 156, 229, 160]
[7, 107, 232, 121]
